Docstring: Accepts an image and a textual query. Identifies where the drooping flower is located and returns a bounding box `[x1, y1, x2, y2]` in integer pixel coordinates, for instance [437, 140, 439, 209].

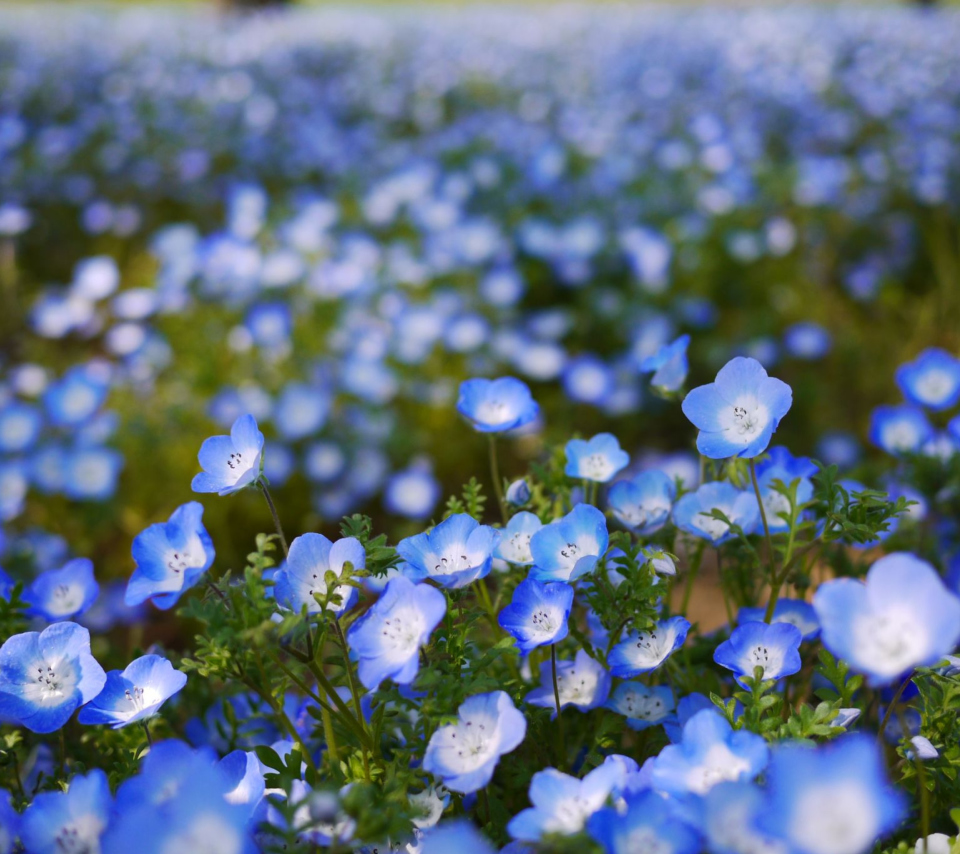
[0, 622, 106, 733]
[273, 533, 364, 615]
[191, 413, 264, 495]
[126, 502, 215, 610]
[495, 512, 543, 566]
[347, 576, 446, 691]
[21, 769, 111, 854]
[895, 348, 960, 411]
[672, 481, 759, 545]
[529, 504, 609, 582]
[605, 683, 675, 731]
[868, 405, 933, 456]
[78, 654, 187, 729]
[738, 599, 820, 640]
[814, 552, 960, 686]
[564, 433, 630, 483]
[526, 649, 611, 715]
[505, 479, 531, 507]
[24, 558, 99, 622]
[641, 546, 677, 576]
[681, 356, 792, 459]
[456, 377, 539, 433]
[423, 691, 527, 793]
[607, 470, 676, 535]
[397, 513, 500, 589]
[713, 621, 802, 688]
[587, 790, 700, 854]
[498, 578, 573, 654]
[608, 616, 691, 678]
[640, 334, 690, 393]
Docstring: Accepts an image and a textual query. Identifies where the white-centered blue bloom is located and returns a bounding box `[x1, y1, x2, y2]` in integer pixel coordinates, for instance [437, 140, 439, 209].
[608, 471, 676, 536]
[347, 576, 446, 691]
[273, 533, 363, 615]
[640, 334, 690, 393]
[754, 446, 816, 533]
[21, 768, 111, 854]
[77, 654, 186, 729]
[605, 682, 675, 731]
[868, 405, 933, 456]
[672, 481, 760, 545]
[564, 433, 630, 483]
[456, 377, 539, 433]
[422, 691, 526, 793]
[0, 401, 42, 454]
[191, 413, 264, 495]
[713, 621, 803, 687]
[695, 781, 787, 854]
[529, 504, 609, 582]
[24, 558, 99, 622]
[43, 365, 110, 428]
[495, 512, 543, 565]
[0, 622, 106, 733]
[896, 348, 960, 411]
[397, 513, 500, 589]
[498, 578, 573, 654]
[526, 649, 611, 715]
[127, 502, 215, 610]
[759, 735, 906, 854]
[814, 552, 960, 686]
[682, 356, 792, 459]
[587, 790, 700, 854]
[62, 446, 124, 501]
[738, 598, 820, 641]
[608, 616, 691, 678]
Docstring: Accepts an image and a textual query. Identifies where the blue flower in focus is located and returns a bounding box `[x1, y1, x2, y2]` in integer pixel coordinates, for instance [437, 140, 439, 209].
[347, 576, 446, 691]
[0, 401, 42, 454]
[607, 470, 676, 534]
[78, 654, 186, 729]
[682, 356, 792, 459]
[814, 552, 960, 686]
[21, 769, 111, 854]
[397, 513, 500, 589]
[526, 649, 610, 716]
[759, 735, 906, 854]
[640, 334, 690, 393]
[754, 446, 816, 533]
[738, 599, 820, 641]
[191, 413, 264, 495]
[605, 682, 675, 731]
[564, 433, 629, 483]
[421, 821, 495, 854]
[587, 790, 700, 854]
[423, 691, 526, 793]
[495, 512, 543, 565]
[608, 616, 690, 678]
[274, 533, 364, 615]
[672, 482, 759, 545]
[896, 348, 960, 411]
[869, 405, 932, 455]
[456, 377, 539, 433]
[498, 578, 573, 654]
[24, 558, 99, 621]
[713, 621, 802, 687]
[529, 504, 609, 582]
[127, 502, 215, 610]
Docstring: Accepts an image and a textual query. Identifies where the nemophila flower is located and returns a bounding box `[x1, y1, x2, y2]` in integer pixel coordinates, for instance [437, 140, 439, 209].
[43, 364, 110, 427]
[529, 504, 608, 582]
[868, 405, 932, 455]
[127, 502, 215, 610]
[77, 654, 186, 729]
[640, 334, 690, 393]
[642, 546, 677, 576]
[0, 401, 42, 454]
[664, 693, 716, 743]
[421, 821, 495, 854]
[608, 616, 691, 678]
[347, 576, 446, 691]
[274, 533, 363, 615]
[495, 512, 543, 565]
[896, 348, 960, 411]
[696, 781, 785, 854]
[508, 763, 623, 841]
[831, 708, 861, 730]
[650, 709, 769, 796]
[714, 621, 802, 687]
[587, 790, 700, 854]
[915, 836, 953, 854]
[191, 413, 264, 495]
[397, 513, 500, 589]
[760, 735, 906, 854]
[21, 768, 111, 854]
[607, 470, 675, 534]
[784, 322, 832, 360]
[738, 598, 820, 640]
[0, 790, 17, 854]
[0, 463, 27, 522]
[24, 558, 99, 621]
[682, 356, 792, 459]
[908, 735, 938, 761]
[219, 750, 266, 814]
[564, 433, 630, 483]
[754, 446, 816, 532]
[498, 578, 573, 654]
[506, 479, 531, 506]
[527, 649, 610, 715]
[672, 481, 759, 545]
[0, 622, 106, 733]
[423, 691, 526, 793]
[62, 446, 124, 501]
[383, 463, 441, 520]
[267, 780, 355, 848]
[605, 682, 675, 731]
[814, 552, 960, 685]
[456, 377, 539, 433]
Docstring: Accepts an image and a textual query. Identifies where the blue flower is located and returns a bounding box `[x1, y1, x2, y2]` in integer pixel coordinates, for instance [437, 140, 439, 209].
[650, 709, 768, 796]
[896, 348, 960, 411]
[505, 479, 531, 506]
[529, 504, 609, 582]
[607, 470, 676, 534]
[78, 654, 186, 729]
[695, 781, 784, 854]
[24, 558, 99, 621]
[868, 405, 932, 455]
[274, 382, 330, 441]
[0, 789, 18, 854]
[526, 649, 610, 715]
[43, 365, 110, 428]
[498, 578, 573, 654]
[456, 377, 539, 433]
[423, 691, 526, 793]
[0, 622, 106, 733]
[191, 413, 264, 495]
[383, 464, 441, 520]
[587, 790, 700, 854]
[347, 576, 446, 691]
[759, 735, 907, 854]
[564, 433, 630, 483]
[664, 693, 716, 743]
[640, 334, 690, 393]
[218, 750, 265, 816]
[127, 502, 215, 610]
[605, 682, 675, 731]
[397, 513, 500, 589]
[738, 598, 820, 640]
[714, 621, 802, 687]
[608, 616, 690, 678]
[754, 446, 816, 533]
[672, 481, 759, 545]
[784, 322, 832, 360]
[421, 821, 495, 854]
[0, 401, 42, 454]
[495, 512, 543, 565]
[273, 533, 363, 615]
[814, 552, 960, 686]
[681, 356, 792, 459]
[21, 769, 111, 854]
[62, 446, 124, 501]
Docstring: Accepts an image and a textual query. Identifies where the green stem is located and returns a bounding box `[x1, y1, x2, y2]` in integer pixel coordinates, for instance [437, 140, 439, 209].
[141, 719, 154, 747]
[333, 619, 371, 778]
[321, 704, 340, 766]
[258, 479, 289, 558]
[749, 460, 779, 620]
[551, 645, 566, 768]
[876, 672, 913, 744]
[716, 549, 734, 626]
[307, 660, 373, 750]
[916, 747, 931, 850]
[680, 541, 705, 615]
[488, 435, 508, 525]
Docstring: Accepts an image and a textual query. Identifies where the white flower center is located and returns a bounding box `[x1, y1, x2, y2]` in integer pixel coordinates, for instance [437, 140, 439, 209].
[160, 814, 243, 854]
[504, 532, 533, 563]
[165, 535, 205, 575]
[788, 782, 878, 854]
[475, 399, 512, 427]
[125, 684, 162, 714]
[915, 369, 954, 404]
[542, 795, 597, 836]
[49, 583, 85, 616]
[445, 716, 497, 772]
[695, 512, 729, 541]
[615, 689, 668, 721]
[721, 395, 769, 444]
[763, 490, 791, 523]
[581, 453, 614, 481]
[432, 551, 472, 577]
[686, 743, 753, 794]
[52, 814, 106, 854]
[622, 827, 673, 854]
[528, 607, 560, 641]
[24, 657, 80, 707]
[853, 611, 926, 678]
[744, 644, 784, 681]
[556, 662, 601, 706]
[883, 422, 920, 453]
[379, 607, 426, 657]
